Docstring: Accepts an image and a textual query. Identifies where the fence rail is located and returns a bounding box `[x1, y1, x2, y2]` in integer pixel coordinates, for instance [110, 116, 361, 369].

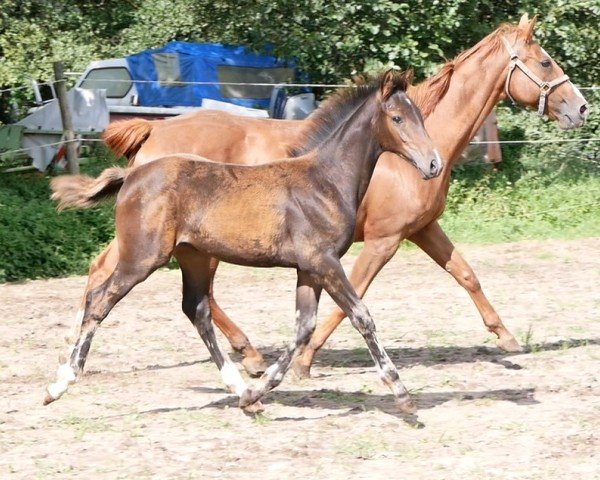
[1, 77, 598, 167]
[3, 76, 600, 91]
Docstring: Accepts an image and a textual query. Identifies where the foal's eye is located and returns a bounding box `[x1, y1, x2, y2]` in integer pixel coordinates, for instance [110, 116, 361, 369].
[541, 59, 551, 68]
[392, 116, 403, 124]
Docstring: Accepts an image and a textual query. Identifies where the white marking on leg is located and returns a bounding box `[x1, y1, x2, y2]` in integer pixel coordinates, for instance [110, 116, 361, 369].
[220, 361, 248, 397]
[65, 309, 84, 344]
[264, 363, 284, 383]
[46, 362, 76, 400]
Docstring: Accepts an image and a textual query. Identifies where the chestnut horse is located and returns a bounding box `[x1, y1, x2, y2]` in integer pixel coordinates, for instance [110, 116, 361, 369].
[101, 15, 589, 378]
[45, 72, 440, 413]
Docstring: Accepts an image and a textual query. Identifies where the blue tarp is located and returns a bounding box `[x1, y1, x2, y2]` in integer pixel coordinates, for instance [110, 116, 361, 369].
[126, 42, 299, 108]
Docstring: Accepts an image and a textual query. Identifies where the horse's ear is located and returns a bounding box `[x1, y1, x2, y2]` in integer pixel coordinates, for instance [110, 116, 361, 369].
[518, 13, 537, 43]
[518, 13, 530, 28]
[379, 69, 395, 100]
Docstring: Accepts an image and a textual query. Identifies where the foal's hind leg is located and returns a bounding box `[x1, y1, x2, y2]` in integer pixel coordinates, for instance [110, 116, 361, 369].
[208, 257, 267, 376]
[239, 270, 321, 409]
[175, 248, 260, 411]
[58, 240, 119, 364]
[44, 252, 164, 405]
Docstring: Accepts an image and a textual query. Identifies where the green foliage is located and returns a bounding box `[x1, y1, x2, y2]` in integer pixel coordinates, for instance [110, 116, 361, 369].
[1, 1, 598, 121]
[0, 147, 118, 282]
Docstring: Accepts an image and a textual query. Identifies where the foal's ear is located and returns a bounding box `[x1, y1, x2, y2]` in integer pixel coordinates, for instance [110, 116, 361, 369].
[518, 13, 537, 43]
[397, 69, 413, 90]
[379, 69, 396, 100]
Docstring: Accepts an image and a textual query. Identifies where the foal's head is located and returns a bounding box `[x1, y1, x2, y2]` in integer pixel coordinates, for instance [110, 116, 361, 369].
[499, 14, 589, 129]
[375, 70, 442, 179]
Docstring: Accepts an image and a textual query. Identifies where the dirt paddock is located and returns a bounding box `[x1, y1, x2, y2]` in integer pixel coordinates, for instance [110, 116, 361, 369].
[1, 238, 598, 479]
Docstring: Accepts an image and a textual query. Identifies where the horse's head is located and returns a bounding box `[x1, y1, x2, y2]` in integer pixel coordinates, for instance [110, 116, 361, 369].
[376, 70, 443, 179]
[501, 13, 589, 130]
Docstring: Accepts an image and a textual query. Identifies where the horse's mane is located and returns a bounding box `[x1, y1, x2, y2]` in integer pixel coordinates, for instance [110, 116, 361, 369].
[408, 23, 518, 118]
[288, 70, 410, 158]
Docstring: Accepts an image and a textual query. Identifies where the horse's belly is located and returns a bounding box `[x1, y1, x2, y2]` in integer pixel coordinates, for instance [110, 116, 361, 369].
[183, 190, 290, 265]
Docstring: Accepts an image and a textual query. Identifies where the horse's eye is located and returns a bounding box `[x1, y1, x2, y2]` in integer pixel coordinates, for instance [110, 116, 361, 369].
[541, 59, 551, 68]
[392, 116, 403, 124]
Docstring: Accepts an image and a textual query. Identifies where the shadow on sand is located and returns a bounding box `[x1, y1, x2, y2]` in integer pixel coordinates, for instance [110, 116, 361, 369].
[230, 336, 598, 373]
[123, 337, 597, 376]
[135, 386, 538, 427]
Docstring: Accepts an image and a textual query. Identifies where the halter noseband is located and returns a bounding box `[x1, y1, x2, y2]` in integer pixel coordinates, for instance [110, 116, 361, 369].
[501, 36, 570, 116]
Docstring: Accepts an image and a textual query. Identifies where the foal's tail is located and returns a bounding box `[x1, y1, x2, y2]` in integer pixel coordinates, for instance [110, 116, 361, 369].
[50, 168, 130, 210]
[103, 118, 153, 165]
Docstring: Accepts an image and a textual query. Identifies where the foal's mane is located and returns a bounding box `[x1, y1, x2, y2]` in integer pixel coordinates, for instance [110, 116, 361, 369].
[288, 71, 410, 158]
[408, 23, 519, 118]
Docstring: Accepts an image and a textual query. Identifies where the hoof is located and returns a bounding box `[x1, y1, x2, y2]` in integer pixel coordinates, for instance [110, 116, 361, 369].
[42, 390, 56, 406]
[396, 395, 417, 415]
[238, 388, 261, 409]
[241, 355, 267, 378]
[242, 400, 265, 414]
[290, 358, 311, 379]
[497, 336, 523, 353]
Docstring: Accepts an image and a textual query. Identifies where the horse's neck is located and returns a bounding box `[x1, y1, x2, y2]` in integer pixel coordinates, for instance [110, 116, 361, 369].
[426, 51, 508, 177]
[316, 98, 381, 209]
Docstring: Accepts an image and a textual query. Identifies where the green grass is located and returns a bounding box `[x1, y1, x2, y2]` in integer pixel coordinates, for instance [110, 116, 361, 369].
[440, 175, 600, 244]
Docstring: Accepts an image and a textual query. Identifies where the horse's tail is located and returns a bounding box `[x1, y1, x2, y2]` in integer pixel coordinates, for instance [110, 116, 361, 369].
[103, 118, 153, 165]
[50, 167, 130, 210]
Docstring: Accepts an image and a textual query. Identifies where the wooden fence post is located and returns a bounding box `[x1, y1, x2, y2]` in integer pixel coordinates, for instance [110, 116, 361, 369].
[52, 61, 79, 174]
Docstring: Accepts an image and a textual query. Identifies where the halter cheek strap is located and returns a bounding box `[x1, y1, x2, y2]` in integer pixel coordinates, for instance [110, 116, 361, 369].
[501, 36, 570, 116]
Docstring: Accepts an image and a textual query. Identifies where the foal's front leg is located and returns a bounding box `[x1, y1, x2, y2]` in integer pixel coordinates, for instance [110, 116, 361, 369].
[238, 271, 321, 409]
[316, 255, 416, 414]
[409, 221, 521, 352]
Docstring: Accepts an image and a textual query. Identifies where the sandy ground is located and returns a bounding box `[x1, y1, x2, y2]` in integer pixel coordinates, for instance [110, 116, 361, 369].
[1, 238, 598, 479]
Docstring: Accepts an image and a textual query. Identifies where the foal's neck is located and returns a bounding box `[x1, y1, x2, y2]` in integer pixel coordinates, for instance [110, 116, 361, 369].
[315, 95, 382, 210]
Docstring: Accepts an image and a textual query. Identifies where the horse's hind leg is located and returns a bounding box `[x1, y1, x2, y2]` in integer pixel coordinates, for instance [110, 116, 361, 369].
[239, 271, 321, 409]
[44, 244, 168, 405]
[175, 248, 257, 410]
[208, 257, 267, 376]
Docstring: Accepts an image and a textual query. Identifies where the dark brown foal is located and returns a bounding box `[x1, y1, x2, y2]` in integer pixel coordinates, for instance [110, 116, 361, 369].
[45, 71, 441, 413]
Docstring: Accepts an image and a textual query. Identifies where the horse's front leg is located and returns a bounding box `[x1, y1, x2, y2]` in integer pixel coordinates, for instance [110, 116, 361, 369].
[409, 220, 522, 352]
[208, 257, 267, 376]
[239, 270, 321, 409]
[292, 234, 401, 378]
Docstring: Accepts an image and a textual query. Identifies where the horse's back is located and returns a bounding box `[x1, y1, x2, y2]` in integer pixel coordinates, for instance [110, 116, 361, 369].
[133, 110, 300, 167]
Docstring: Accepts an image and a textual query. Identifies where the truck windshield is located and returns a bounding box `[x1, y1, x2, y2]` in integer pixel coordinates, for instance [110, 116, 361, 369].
[80, 67, 132, 98]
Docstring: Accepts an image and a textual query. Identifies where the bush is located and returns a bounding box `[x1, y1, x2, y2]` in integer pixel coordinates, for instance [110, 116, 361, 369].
[0, 147, 118, 282]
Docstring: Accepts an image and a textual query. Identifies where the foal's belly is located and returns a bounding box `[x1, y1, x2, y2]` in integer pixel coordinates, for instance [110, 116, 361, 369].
[176, 181, 297, 267]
